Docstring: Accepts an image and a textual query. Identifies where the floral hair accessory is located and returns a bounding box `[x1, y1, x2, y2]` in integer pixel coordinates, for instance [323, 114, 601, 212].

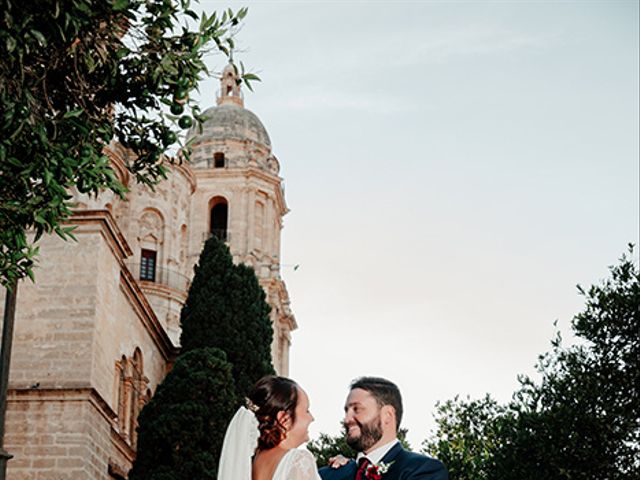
[245, 398, 259, 413]
[364, 460, 394, 479]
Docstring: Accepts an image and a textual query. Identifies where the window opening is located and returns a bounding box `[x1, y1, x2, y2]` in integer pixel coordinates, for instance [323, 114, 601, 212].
[140, 249, 157, 282]
[210, 202, 228, 241]
[214, 152, 225, 168]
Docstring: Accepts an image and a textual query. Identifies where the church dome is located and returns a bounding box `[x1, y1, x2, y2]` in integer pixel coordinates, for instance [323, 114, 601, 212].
[185, 63, 279, 173]
[187, 102, 271, 148]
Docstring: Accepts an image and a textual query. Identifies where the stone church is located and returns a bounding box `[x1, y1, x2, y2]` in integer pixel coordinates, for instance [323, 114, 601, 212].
[0, 64, 296, 479]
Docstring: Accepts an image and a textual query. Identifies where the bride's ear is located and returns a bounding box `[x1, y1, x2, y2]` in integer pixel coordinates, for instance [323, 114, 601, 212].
[276, 410, 292, 431]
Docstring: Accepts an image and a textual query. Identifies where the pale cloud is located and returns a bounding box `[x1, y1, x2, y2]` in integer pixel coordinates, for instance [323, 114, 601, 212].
[254, 26, 559, 112]
[262, 86, 419, 113]
[408, 27, 562, 62]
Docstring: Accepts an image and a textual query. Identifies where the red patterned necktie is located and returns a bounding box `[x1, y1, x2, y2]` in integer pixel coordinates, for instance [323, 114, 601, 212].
[355, 457, 371, 480]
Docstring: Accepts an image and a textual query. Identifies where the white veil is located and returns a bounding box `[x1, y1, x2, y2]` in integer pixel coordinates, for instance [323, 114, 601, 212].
[217, 406, 260, 480]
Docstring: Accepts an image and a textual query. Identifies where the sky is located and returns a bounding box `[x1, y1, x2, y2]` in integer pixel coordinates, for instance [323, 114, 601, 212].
[193, 0, 639, 449]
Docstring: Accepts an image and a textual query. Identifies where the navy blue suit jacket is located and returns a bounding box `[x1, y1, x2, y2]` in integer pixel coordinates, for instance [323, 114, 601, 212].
[318, 443, 448, 480]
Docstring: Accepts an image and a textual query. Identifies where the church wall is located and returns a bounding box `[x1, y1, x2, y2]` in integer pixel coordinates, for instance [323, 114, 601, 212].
[0, 228, 105, 479]
[1, 214, 173, 478]
[189, 177, 235, 255]
[191, 171, 283, 266]
[124, 164, 194, 343]
[4, 390, 104, 479]
[126, 164, 193, 277]
[189, 168, 291, 375]
[90, 227, 169, 417]
[0, 233, 99, 389]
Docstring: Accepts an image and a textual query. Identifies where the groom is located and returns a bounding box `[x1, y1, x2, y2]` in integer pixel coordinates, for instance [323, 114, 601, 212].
[319, 377, 448, 480]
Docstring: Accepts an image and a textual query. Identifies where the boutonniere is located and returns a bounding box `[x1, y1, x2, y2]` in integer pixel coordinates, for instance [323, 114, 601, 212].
[365, 460, 394, 479]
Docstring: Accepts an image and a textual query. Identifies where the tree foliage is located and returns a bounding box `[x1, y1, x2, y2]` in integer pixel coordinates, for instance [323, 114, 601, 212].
[422, 395, 504, 480]
[423, 246, 640, 480]
[179, 235, 274, 401]
[0, 0, 257, 286]
[129, 347, 237, 480]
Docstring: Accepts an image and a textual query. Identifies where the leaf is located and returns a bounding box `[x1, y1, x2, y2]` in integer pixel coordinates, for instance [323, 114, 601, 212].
[63, 109, 83, 119]
[6, 36, 17, 53]
[85, 54, 95, 73]
[74, 1, 91, 15]
[30, 29, 47, 46]
[33, 225, 44, 242]
[112, 0, 130, 11]
[199, 12, 208, 31]
[63, 225, 77, 240]
[204, 12, 216, 30]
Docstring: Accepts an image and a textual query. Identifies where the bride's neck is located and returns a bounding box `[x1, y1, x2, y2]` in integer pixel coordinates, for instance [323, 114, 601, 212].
[278, 435, 300, 451]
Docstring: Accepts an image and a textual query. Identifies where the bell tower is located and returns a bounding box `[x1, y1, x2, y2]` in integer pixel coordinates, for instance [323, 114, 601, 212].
[186, 64, 296, 375]
[218, 63, 243, 105]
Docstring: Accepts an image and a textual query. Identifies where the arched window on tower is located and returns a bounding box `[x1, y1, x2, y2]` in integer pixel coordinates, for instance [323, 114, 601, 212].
[138, 209, 163, 283]
[209, 197, 229, 242]
[129, 348, 144, 449]
[115, 356, 127, 434]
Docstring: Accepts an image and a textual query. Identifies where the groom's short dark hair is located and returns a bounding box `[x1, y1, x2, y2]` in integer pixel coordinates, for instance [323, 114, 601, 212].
[350, 376, 403, 429]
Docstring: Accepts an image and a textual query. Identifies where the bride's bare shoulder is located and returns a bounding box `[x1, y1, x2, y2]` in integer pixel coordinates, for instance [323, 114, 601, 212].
[252, 448, 288, 480]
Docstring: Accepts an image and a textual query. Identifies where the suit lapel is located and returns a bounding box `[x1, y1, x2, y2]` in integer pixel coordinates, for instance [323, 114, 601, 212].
[376, 443, 405, 479]
[380, 442, 404, 464]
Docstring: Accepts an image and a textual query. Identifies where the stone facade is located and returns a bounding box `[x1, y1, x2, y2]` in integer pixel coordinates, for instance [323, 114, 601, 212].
[0, 67, 295, 478]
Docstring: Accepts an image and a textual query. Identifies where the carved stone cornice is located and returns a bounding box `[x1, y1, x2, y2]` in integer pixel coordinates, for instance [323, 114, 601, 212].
[68, 210, 133, 261]
[8, 387, 117, 422]
[139, 280, 188, 304]
[194, 166, 289, 216]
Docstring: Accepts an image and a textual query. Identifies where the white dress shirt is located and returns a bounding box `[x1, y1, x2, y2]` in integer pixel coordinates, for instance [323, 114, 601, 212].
[356, 439, 399, 466]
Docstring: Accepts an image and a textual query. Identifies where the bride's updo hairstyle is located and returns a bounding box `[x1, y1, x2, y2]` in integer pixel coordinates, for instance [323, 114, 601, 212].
[247, 375, 299, 451]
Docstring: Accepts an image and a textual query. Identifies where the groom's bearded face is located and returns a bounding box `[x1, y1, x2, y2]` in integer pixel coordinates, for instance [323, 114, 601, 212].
[344, 412, 383, 452]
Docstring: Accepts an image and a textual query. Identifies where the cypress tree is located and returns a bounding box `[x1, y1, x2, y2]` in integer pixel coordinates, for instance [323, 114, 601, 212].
[180, 236, 275, 400]
[129, 348, 237, 480]
[132, 237, 275, 478]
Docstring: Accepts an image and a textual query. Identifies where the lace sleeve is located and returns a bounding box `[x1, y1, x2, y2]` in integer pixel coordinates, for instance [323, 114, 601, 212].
[282, 449, 322, 480]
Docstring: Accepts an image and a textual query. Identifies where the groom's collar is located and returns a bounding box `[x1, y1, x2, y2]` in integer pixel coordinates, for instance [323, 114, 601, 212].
[356, 439, 399, 465]
[380, 441, 404, 464]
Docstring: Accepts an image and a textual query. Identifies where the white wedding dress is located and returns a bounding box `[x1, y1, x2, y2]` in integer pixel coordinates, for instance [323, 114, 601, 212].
[271, 448, 322, 480]
[217, 407, 322, 480]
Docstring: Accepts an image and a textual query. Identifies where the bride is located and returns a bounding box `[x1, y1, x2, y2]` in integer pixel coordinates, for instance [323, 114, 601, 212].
[218, 375, 322, 480]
